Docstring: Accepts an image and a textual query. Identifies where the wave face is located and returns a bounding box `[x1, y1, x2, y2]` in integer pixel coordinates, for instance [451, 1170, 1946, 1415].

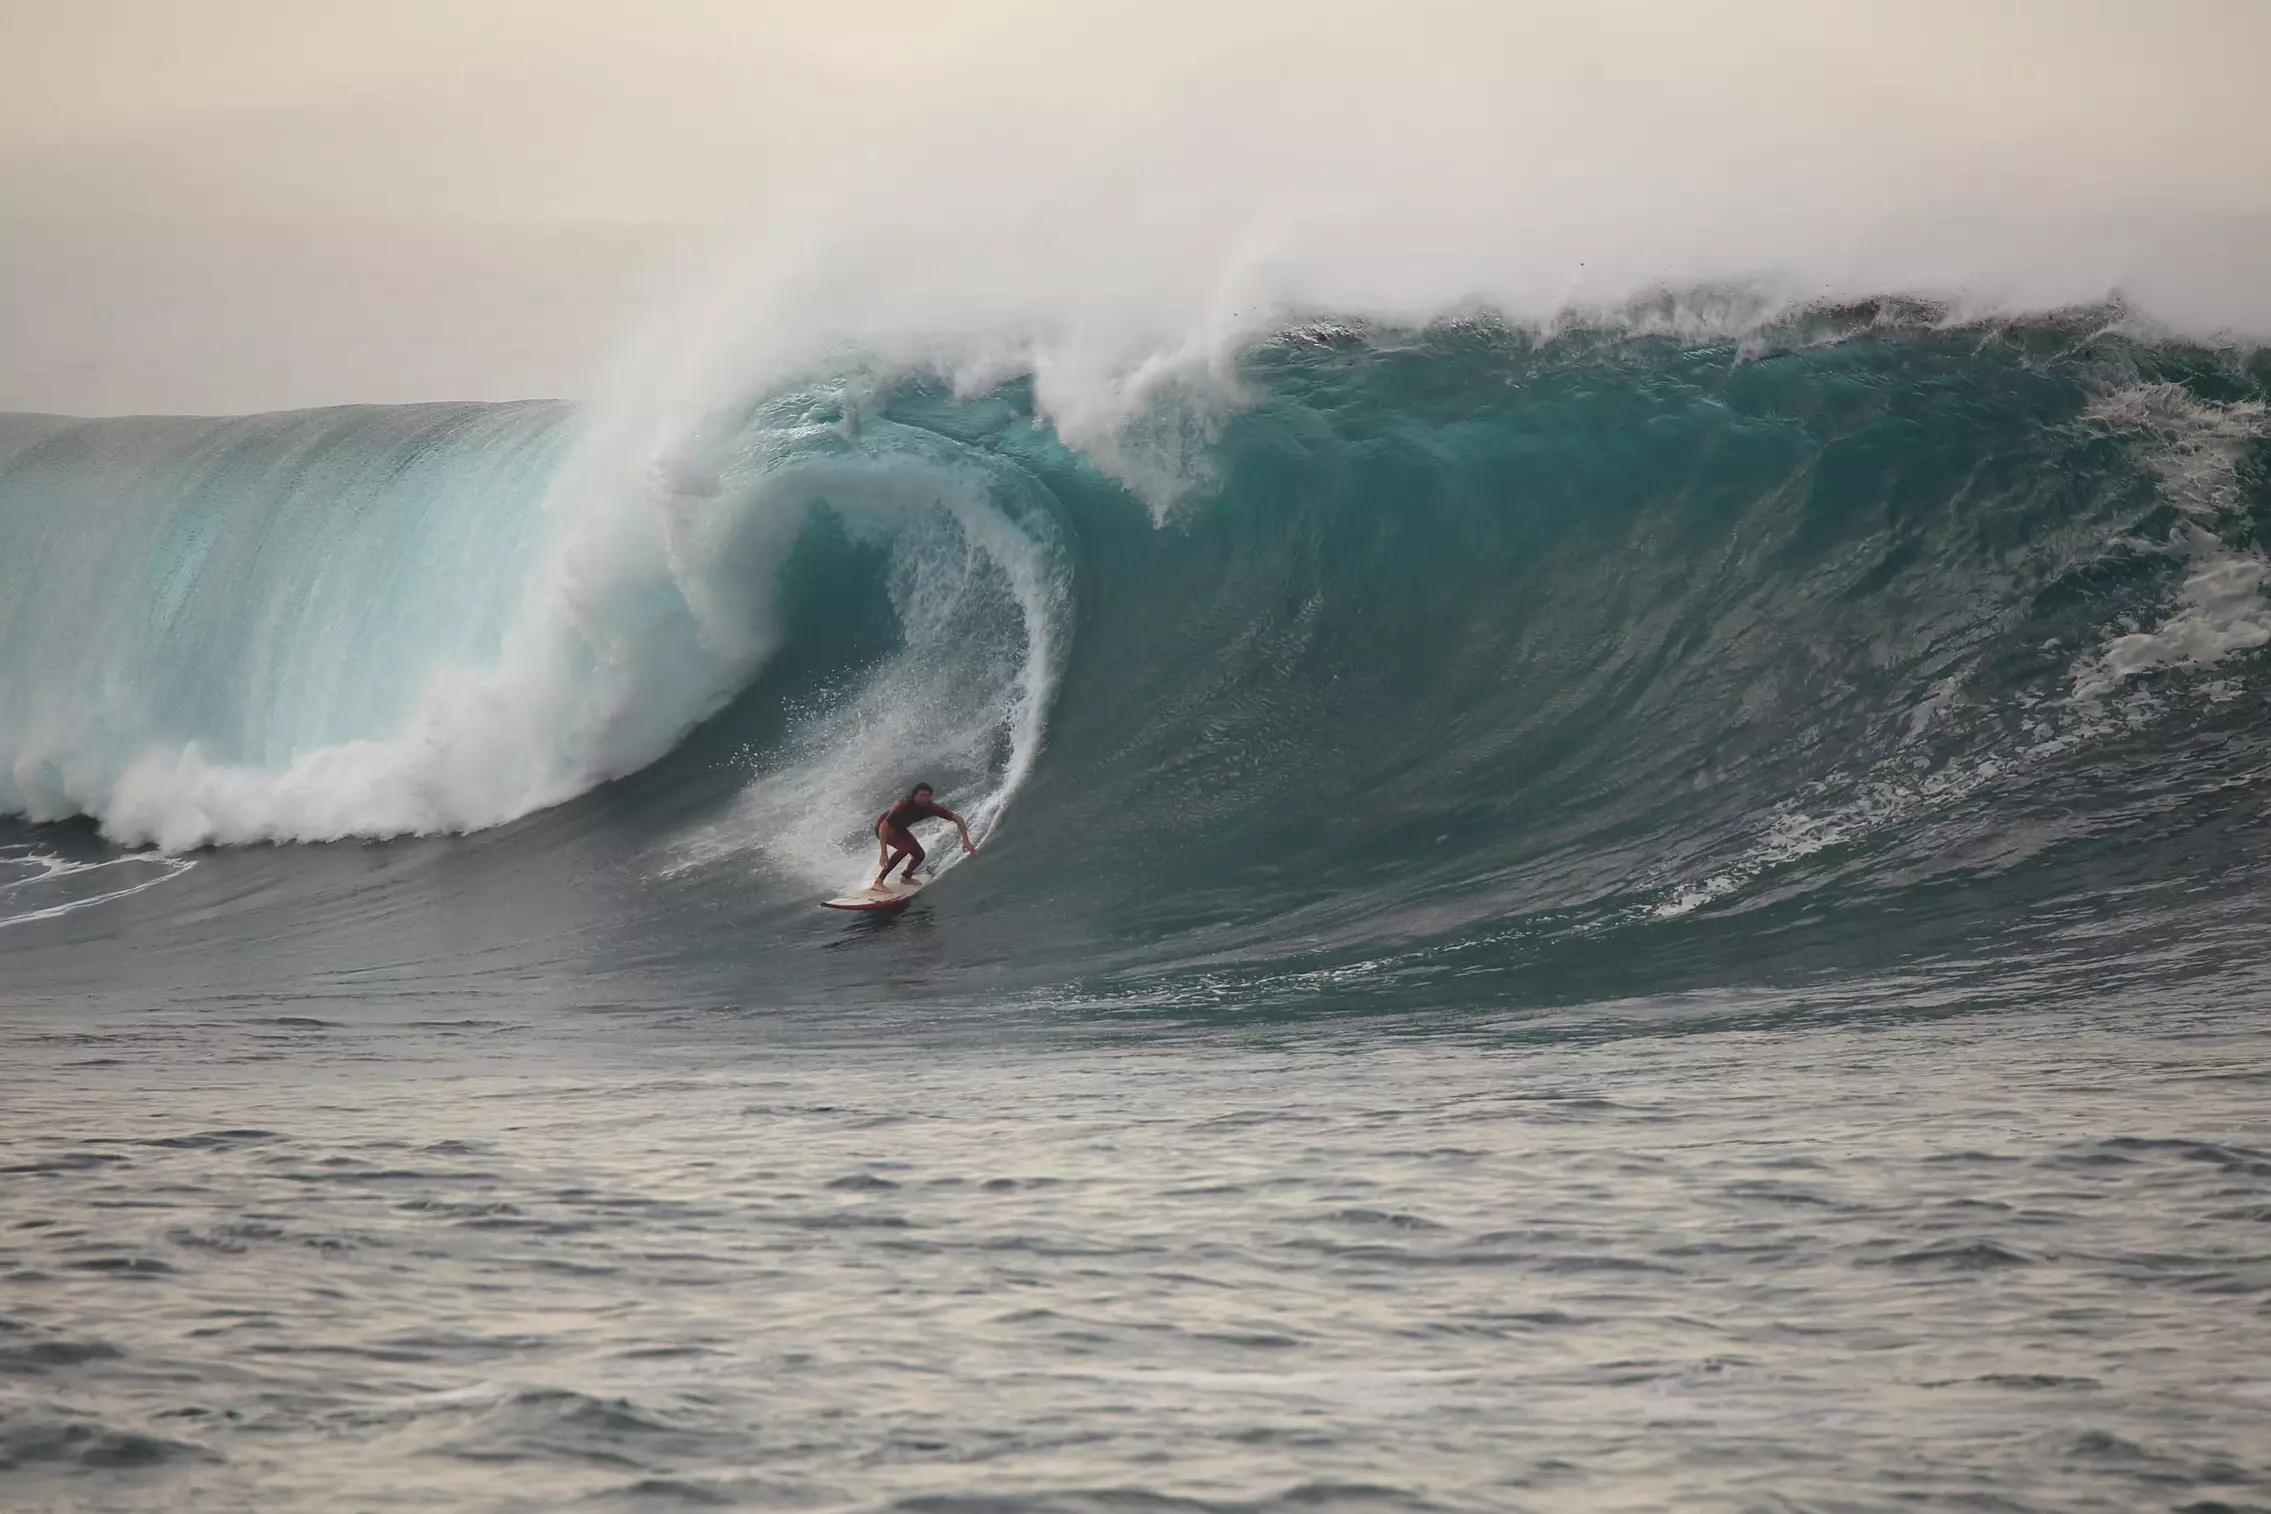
[5, 316, 2271, 1013]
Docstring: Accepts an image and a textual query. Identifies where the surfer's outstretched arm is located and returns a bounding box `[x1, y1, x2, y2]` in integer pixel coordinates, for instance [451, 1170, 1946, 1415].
[937, 807, 977, 854]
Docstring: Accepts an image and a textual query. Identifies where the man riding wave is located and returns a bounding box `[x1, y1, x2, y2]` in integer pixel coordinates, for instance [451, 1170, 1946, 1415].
[872, 782, 975, 890]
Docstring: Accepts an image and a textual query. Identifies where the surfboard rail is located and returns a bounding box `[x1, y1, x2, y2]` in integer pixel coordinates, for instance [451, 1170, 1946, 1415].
[820, 875, 929, 911]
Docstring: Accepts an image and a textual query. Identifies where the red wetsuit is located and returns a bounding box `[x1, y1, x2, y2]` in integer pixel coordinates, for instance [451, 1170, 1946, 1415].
[875, 797, 957, 876]
[880, 797, 947, 834]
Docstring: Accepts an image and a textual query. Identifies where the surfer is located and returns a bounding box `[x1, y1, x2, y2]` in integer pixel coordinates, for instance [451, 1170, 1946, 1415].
[872, 783, 974, 889]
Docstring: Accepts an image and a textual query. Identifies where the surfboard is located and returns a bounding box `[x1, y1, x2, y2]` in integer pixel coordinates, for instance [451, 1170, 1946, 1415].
[820, 874, 930, 911]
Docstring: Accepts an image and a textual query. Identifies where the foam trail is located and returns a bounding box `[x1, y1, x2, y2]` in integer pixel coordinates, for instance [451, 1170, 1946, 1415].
[0, 845, 195, 929]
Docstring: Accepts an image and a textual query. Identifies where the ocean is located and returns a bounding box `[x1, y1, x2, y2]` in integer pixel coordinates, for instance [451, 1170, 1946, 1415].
[4, 312, 2269, 1510]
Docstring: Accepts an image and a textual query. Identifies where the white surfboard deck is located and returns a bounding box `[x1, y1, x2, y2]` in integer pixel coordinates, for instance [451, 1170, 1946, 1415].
[820, 874, 930, 912]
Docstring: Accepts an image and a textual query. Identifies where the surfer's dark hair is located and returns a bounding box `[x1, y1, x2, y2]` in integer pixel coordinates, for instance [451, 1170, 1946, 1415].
[909, 781, 934, 795]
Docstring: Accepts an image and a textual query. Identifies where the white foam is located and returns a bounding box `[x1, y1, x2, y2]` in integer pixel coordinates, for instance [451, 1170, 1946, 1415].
[2072, 386, 2271, 700]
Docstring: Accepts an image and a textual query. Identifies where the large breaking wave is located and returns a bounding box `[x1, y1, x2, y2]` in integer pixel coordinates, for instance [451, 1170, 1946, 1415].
[4, 310, 2269, 1007]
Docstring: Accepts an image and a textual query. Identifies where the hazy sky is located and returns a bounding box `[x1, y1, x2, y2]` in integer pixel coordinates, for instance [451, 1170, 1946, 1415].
[4, 1, 2268, 414]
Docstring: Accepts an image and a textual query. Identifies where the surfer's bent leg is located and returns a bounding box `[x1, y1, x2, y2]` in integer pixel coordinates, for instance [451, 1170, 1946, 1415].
[874, 824, 923, 886]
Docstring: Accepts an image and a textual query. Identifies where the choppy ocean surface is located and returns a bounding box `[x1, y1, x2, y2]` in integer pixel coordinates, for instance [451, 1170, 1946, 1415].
[6, 995, 2270, 1512]
[5, 311, 2271, 1509]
